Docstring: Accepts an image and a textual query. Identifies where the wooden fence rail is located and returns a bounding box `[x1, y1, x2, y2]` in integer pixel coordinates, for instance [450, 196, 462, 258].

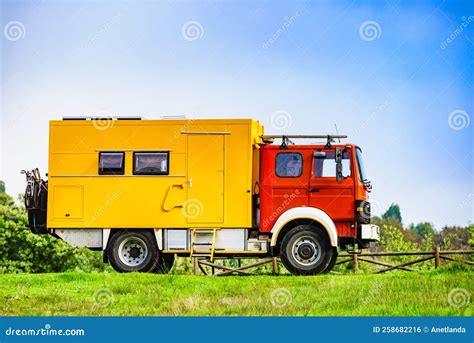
[193, 248, 474, 276]
[338, 248, 474, 274]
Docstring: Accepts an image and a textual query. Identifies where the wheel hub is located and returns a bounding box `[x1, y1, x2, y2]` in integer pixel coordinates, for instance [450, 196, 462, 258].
[298, 243, 315, 259]
[118, 237, 148, 267]
[292, 236, 321, 266]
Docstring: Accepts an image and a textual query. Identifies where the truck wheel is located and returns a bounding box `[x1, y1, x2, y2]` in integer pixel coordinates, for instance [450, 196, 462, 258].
[323, 248, 338, 273]
[152, 253, 175, 274]
[107, 230, 160, 273]
[280, 225, 335, 275]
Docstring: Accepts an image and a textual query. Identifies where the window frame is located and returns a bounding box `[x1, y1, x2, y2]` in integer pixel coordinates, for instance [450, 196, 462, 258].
[133, 151, 170, 176]
[355, 147, 366, 182]
[98, 152, 125, 175]
[275, 152, 303, 178]
[313, 150, 352, 178]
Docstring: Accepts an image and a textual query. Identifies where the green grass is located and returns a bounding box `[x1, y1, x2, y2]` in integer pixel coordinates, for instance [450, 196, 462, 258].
[0, 271, 472, 316]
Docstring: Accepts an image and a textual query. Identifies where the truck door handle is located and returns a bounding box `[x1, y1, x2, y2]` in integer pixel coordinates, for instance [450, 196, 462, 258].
[188, 179, 193, 188]
[309, 188, 320, 193]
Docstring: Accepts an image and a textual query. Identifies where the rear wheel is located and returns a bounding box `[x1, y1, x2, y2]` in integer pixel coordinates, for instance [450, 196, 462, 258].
[107, 230, 160, 273]
[152, 253, 175, 274]
[280, 225, 335, 275]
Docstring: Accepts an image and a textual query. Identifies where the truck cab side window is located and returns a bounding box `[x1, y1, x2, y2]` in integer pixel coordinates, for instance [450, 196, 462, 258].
[275, 153, 303, 177]
[133, 152, 169, 175]
[99, 152, 125, 175]
[314, 151, 351, 178]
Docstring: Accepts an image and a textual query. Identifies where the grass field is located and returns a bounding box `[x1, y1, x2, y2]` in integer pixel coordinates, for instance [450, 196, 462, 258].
[0, 270, 472, 316]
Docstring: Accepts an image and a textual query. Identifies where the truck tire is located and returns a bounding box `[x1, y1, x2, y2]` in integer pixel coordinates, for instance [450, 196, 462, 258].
[152, 253, 175, 274]
[107, 230, 160, 273]
[323, 248, 338, 273]
[280, 225, 335, 275]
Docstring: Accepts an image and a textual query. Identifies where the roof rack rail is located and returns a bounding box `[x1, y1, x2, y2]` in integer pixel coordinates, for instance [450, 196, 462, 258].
[261, 134, 348, 149]
[261, 135, 347, 140]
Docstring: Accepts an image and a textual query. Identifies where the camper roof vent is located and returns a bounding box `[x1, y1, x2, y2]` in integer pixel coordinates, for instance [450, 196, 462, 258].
[160, 115, 187, 120]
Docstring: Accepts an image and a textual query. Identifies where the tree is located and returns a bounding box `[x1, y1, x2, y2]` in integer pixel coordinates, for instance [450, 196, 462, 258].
[382, 203, 402, 224]
[0, 182, 107, 273]
[409, 222, 435, 238]
[0, 180, 5, 193]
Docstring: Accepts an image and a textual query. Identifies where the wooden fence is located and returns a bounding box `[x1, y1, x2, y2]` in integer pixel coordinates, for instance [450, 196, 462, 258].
[193, 248, 474, 276]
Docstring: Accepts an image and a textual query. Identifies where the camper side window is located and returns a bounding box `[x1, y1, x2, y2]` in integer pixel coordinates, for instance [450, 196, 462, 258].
[133, 152, 169, 175]
[99, 152, 125, 175]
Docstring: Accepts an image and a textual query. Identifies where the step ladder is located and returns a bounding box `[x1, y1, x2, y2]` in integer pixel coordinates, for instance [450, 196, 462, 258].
[189, 228, 218, 262]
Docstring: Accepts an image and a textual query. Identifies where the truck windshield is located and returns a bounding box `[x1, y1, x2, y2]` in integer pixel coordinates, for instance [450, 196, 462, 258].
[356, 147, 367, 181]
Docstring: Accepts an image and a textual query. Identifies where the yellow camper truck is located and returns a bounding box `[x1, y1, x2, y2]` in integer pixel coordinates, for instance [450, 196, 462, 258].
[23, 117, 379, 275]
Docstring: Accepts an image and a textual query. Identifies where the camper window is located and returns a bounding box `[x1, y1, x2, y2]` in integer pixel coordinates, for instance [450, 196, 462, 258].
[133, 152, 169, 175]
[99, 152, 125, 175]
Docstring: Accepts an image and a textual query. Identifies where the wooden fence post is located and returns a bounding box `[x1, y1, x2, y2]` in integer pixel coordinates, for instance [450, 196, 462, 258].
[193, 257, 199, 275]
[272, 257, 279, 274]
[353, 253, 359, 273]
[434, 247, 440, 269]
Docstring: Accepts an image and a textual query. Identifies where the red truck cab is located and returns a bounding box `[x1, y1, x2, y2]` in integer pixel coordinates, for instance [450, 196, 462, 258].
[258, 136, 379, 274]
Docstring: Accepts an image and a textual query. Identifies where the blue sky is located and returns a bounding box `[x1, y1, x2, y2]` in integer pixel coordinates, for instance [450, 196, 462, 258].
[1, 0, 472, 229]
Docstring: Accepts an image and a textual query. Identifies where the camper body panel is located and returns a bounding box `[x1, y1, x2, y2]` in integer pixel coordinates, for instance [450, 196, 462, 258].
[46, 119, 262, 229]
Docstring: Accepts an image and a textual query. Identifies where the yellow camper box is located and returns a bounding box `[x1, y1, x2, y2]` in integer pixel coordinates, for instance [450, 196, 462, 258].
[47, 118, 264, 230]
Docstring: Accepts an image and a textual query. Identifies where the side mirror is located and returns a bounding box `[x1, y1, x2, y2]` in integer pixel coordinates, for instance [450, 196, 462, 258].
[335, 147, 343, 182]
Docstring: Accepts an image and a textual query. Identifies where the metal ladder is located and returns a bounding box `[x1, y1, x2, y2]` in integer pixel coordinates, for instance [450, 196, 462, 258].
[189, 228, 218, 262]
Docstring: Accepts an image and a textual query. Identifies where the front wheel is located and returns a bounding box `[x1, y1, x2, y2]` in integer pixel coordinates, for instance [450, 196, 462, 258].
[280, 225, 335, 275]
[107, 230, 160, 273]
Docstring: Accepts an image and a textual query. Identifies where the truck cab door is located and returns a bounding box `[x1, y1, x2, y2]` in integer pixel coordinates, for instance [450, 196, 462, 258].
[308, 149, 355, 221]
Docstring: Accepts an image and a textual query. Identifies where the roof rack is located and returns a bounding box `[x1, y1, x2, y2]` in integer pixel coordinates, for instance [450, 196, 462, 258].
[261, 135, 348, 149]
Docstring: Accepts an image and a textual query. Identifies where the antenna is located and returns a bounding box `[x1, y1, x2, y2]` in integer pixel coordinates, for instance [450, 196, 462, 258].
[334, 124, 341, 143]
